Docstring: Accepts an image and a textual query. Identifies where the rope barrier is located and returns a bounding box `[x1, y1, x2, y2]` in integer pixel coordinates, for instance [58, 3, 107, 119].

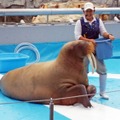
[0, 89, 120, 105]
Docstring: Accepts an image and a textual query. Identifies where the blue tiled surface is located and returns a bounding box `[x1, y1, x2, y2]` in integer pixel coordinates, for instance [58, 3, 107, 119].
[89, 77, 120, 109]
[0, 93, 70, 120]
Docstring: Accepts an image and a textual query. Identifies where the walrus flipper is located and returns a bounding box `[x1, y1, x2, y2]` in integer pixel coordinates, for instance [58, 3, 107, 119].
[59, 84, 92, 108]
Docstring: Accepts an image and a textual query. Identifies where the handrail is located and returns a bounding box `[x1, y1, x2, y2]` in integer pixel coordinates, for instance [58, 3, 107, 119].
[95, 38, 111, 43]
[0, 7, 120, 16]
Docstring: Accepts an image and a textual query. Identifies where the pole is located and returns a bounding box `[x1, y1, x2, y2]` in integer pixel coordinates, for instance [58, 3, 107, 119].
[49, 98, 54, 120]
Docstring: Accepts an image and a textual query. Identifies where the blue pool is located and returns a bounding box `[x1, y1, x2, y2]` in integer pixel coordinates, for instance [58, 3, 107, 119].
[0, 39, 120, 73]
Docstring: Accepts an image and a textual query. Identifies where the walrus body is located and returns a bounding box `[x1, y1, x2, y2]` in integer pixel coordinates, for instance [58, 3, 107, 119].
[0, 40, 96, 108]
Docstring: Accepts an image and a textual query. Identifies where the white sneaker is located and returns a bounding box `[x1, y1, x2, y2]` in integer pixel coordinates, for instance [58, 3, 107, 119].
[100, 93, 109, 100]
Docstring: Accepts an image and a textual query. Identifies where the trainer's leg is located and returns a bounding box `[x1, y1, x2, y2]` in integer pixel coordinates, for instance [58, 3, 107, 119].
[96, 58, 109, 100]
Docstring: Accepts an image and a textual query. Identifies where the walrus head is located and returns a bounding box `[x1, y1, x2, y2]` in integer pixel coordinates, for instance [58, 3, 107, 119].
[60, 40, 97, 73]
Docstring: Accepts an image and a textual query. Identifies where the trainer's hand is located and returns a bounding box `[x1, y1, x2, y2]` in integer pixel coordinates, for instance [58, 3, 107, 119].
[89, 39, 96, 46]
[109, 34, 115, 41]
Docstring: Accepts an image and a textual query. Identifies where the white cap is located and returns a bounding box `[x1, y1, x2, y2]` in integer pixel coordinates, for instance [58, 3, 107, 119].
[84, 2, 94, 11]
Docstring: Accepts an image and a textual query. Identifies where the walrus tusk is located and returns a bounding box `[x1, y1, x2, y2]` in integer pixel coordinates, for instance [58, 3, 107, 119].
[87, 54, 94, 73]
[87, 53, 97, 74]
[91, 53, 97, 71]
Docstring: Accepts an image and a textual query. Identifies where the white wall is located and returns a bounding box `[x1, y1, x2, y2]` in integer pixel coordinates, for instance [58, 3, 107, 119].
[0, 21, 119, 44]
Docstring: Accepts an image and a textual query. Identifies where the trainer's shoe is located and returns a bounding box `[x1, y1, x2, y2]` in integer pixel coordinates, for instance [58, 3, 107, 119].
[100, 93, 109, 100]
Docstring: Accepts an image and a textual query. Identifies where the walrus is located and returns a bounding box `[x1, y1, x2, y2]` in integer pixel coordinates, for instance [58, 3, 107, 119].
[0, 40, 96, 108]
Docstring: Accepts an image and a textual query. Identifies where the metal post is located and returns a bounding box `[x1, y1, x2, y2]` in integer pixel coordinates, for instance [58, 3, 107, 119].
[4, 16, 6, 23]
[49, 98, 54, 120]
[47, 15, 49, 24]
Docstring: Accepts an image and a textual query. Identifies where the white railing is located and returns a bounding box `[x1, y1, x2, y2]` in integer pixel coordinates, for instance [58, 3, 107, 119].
[0, 8, 120, 24]
[0, 8, 120, 16]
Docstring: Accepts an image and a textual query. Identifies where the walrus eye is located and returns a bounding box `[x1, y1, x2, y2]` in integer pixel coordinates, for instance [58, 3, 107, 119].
[87, 53, 97, 74]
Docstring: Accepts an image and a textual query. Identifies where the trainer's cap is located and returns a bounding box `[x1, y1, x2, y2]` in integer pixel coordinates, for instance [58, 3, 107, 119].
[84, 2, 94, 11]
